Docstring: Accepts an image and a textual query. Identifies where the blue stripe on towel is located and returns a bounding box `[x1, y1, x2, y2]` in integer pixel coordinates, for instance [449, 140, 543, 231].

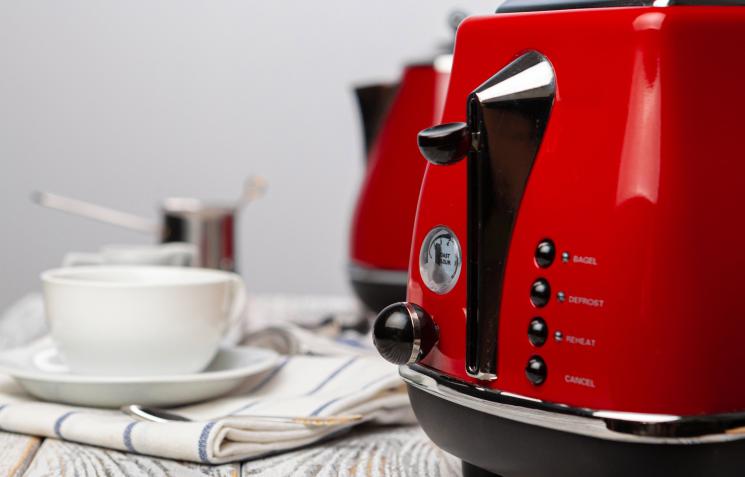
[304, 356, 358, 396]
[123, 421, 138, 453]
[54, 411, 76, 439]
[230, 400, 261, 415]
[0, 404, 7, 430]
[334, 337, 365, 348]
[198, 421, 217, 463]
[310, 372, 390, 416]
[310, 396, 342, 417]
[245, 356, 291, 394]
[228, 357, 291, 415]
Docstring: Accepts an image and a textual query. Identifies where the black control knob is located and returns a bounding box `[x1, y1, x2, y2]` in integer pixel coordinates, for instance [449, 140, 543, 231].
[535, 239, 555, 268]
[373, 302, 438, 365]
[417, 122, 471, 165]
[525, 355, 547, 385]
[530, 278, 551, 307]
[528, 317, 548, 347]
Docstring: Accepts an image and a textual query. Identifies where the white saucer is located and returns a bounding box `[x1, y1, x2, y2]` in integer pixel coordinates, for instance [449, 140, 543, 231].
[0, 339, 279, 408]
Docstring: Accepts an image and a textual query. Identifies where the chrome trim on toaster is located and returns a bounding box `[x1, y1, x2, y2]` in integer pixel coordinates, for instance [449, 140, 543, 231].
[347, 263, 408, 286]
[404, 302, 423, 365]
[465, 51, 556, 380]
[401, 365, 745, 443]
[496, 0, 745, 13]
[469, 371, 498, 381]
[474, 58, 555, 105]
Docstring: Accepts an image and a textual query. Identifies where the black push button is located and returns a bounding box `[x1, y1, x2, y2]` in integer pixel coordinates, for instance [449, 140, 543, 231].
[535, 239, 555, 268]
[528, 318, 548, 347]
[525, 356, 547, 385]
[530, 279, 551, 307]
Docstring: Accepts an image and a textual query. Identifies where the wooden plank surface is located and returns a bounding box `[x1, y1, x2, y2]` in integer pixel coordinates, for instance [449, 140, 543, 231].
[23, 438, 240, 477]
[240, 425, 461, 477]
[0, 427, 461, 477]
[0, 431, 42, 477]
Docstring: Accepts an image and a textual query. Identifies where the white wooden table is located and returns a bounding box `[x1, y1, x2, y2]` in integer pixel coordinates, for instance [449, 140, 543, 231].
[0, 424, 461, 476]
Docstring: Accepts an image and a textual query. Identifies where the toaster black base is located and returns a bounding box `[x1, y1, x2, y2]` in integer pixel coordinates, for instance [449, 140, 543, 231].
[462, 461, 502, 477]
[408, 385, 745, 477]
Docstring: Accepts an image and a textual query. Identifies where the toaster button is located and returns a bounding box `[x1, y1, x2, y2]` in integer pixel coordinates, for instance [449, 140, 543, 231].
[525, 356, 547, 385]
[530, 279, 551, 307]
[528, 318, 548, 347]
[535, 239, 555, 268]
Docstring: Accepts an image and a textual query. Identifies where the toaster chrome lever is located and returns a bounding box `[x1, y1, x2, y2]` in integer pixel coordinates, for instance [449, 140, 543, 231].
[373, 302, 438, 365]
[465, 50, 556, 381]
[417, 122, 471, 165]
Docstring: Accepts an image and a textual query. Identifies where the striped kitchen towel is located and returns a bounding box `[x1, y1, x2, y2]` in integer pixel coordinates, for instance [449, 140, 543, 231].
[0, 354, 414, 464]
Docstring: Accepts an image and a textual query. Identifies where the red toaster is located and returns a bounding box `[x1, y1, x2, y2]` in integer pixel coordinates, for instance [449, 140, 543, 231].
[372, 1, 745, 475]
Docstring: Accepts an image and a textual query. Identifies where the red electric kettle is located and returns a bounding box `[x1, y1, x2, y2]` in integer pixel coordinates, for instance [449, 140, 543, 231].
[348, 14, 464, 313]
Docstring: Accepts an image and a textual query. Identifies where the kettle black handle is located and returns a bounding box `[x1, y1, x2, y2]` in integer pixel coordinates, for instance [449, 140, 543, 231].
[417, 122, 471, 166]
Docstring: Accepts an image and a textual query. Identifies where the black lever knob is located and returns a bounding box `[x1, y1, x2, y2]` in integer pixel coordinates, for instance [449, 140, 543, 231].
[373, 302, 438, 365]
[417, 122, 471, 165]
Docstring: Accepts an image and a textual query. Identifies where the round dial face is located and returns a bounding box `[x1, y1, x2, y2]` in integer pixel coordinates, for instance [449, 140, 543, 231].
[419, 226, 462, 294]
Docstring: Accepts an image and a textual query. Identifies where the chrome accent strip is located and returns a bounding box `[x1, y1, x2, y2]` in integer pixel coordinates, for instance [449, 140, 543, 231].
[496, 0, 745, 13]
[465, 51, 556, 380]
[404, 303, 422, 365]
[593, 410, 678, 423]
[474, 59, 555, 104]
[469, 371, 497, 381]
[401, 365, 745, 443]
[347, 263, 408, 286]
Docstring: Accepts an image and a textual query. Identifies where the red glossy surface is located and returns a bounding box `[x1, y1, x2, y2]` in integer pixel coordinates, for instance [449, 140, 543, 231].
[350, 65, 448, 271]
[409, 7, 745, 415]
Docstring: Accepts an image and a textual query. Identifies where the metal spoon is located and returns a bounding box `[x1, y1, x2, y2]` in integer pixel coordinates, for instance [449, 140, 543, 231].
[32, 176, 267, 234]
[31, 191, 160, 234]
[122, 404, 363, 428]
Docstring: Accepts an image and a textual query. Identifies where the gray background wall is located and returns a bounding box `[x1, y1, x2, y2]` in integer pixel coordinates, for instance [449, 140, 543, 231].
[0, 0, 498, 309]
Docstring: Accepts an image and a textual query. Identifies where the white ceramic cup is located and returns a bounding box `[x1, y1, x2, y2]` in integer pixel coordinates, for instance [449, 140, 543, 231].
[41, 266, 245, 376]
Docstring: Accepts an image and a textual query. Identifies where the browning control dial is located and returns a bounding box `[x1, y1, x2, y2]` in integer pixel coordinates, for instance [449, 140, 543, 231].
[419, 226, 462, 294]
